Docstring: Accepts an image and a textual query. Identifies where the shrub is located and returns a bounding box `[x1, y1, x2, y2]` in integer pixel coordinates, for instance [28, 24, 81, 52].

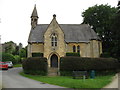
[60, 57, 119, 76]
[66, 52, 80, 57]
[22, 57, 47, 75]
[1, 53, 17, 64]
[100, 52, 111, 58]
[32, 53, 43, 57]
[19, 48, 27, 58]
[14, 55, 21, 63]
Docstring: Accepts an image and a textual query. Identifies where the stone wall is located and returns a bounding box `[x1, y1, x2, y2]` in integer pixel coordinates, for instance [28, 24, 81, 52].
[44, 16, 66, 67]
[27, 43, 44, 57]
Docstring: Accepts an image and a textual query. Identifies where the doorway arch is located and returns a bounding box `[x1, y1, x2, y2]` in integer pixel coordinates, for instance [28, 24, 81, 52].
[50, 54, 58, 68]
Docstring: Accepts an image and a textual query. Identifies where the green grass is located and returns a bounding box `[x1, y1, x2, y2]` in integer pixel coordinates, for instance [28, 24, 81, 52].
[13, 64, 22, 67]
[20, 72, 114, 89]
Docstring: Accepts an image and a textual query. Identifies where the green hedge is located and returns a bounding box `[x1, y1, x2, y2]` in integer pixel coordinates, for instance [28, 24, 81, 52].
[22, 57, 47, 75]
[66, 52, 80, 57]
[32, 53, 43, 57]
[100, 52, 111, 58]
[60, 57, 119, 76]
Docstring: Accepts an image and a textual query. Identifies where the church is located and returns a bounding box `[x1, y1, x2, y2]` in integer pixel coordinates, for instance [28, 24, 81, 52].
[27, 5, 102, 68]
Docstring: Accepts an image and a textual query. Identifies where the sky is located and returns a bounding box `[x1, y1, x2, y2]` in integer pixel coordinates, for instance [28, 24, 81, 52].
[0, 0, 118, 47]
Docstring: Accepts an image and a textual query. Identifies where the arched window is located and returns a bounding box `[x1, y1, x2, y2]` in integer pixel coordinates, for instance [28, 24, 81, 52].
[73, 45, 76, 52]
[51, 33, 57, 47]
[77, 45, 80, 53]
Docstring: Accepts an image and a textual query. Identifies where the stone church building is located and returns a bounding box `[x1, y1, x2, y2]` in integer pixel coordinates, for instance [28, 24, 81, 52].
[28, 6, 102, 68]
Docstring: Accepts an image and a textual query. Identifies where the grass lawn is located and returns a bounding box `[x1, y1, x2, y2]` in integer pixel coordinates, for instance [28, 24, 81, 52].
[13, 64, 22, 67]
[20, 72, 114, 89]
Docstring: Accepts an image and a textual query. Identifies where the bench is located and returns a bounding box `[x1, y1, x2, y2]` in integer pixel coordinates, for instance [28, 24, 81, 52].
[72, 71, 88, 79]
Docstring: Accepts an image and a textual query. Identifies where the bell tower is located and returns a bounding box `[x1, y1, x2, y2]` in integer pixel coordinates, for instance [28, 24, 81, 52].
[31, 5, 39, 29]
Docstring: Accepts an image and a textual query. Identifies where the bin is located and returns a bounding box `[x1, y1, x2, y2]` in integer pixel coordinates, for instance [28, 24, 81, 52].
[90, 70, 95, 79]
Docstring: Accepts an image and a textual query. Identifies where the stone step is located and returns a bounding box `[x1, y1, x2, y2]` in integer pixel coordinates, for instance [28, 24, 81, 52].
[48, 68, 58, 76]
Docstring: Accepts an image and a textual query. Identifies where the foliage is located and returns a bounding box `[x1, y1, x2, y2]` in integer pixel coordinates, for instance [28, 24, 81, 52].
[82, 4, 117, 53]
[3, 41, 16, 54]
[22, 57, 47, 75]
[1, 53, 17, 64]
[60, 57, 119, 76]
[19, 48, 27, 58]
[12, 46, 19, 55]
[66, 52, 80, 57]
[32, 53, 43, 57]
[14, 64, 22, 67]
[14, 55, 21, 63]
[20, 72, 114, 88]
[100, 52, 111, 58]
[110, 3, 120, 59]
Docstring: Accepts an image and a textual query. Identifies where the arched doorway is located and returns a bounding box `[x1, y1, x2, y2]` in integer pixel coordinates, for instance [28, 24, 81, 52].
[50, 54, 58, 68]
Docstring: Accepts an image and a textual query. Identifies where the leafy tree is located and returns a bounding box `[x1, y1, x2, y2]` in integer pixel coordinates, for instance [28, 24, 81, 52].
[110, 1, 120, 59]
[1, 53, 17, 64]
[82, 4, 117, 53]
[19, 48, 27, 58]
[4, 41, 16, 54]
[14, 55, 21, 63]
[13, 46, 19, 55]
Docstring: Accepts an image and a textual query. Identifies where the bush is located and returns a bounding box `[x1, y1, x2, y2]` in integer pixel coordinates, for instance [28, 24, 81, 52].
[100, 52, 111, 58]
[19, 48, 27, 58]
[1, 53, 17, 64]
[66, 52, 80, 57]
[22, 57, 47, 75]
[14, 55, 21, 63]
[32, 53, 43, 57]
[60, 57, 119, 76]
[21, 57, 27, 63]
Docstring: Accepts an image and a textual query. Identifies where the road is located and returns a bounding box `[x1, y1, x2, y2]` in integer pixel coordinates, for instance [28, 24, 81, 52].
[1, 67, 119, 89]
[1, 67, 65, 88]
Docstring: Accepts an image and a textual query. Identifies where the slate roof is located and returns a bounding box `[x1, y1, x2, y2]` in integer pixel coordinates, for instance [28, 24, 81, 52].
[28, 24, 100, 43]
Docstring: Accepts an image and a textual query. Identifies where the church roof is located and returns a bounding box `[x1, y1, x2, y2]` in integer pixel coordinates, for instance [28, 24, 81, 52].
[31, 5, 38, 18]
[28, 24, 100, 43]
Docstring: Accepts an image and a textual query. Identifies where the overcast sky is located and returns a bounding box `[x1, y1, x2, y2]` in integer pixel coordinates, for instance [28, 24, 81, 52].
[0, 0, 118, 47]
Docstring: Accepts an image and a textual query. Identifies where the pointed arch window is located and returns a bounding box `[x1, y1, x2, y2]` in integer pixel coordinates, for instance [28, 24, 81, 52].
[73, 45, 76, 52]
[77, 45, 80, 53]
[51, 33, 57, 47]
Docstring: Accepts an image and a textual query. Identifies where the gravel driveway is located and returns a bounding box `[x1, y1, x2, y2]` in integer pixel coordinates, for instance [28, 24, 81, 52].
[1, 67, 65, 88]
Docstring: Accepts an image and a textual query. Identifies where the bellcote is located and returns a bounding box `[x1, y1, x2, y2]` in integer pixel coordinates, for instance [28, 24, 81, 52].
[31, 5, 39, 29]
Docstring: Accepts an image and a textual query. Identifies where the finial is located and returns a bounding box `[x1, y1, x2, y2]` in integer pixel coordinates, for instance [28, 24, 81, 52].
[53, 14, 56, 18]
[34, 4, 36, 7]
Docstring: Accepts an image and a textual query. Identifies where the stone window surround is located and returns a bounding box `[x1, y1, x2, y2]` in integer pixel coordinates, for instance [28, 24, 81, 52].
[51, 33, 57, 47]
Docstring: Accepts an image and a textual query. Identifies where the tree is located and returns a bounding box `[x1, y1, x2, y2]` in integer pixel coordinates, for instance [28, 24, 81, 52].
[82, 4, 117, 53]
[110, 1, 120, 59]
[3, 41, 16, 54]
[1, 53, 17, 64]
[19, 48, 27, 58]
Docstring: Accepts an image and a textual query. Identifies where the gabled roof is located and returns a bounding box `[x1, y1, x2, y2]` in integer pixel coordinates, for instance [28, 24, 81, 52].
[28, 24, 100, 43]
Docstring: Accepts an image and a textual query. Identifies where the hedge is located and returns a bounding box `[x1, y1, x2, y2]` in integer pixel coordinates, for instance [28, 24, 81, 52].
[32, 53, 43, 57]
[60, 57, 119, 76]
[22, 57, 47, 75]
[66, 52, 80, 57]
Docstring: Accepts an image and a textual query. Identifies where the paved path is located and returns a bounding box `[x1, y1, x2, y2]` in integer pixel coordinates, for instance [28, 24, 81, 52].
[1, 67, 65, 88]
[104, 73, 120, 89]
